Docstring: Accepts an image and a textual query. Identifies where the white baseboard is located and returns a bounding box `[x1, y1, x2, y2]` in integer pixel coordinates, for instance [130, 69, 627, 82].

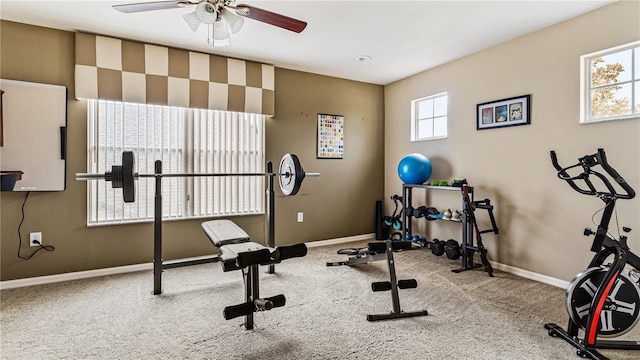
[491, 261, 569, 289]
[305, 233, 375, 248]
[0, 233, 569, 290]
[0, 263, 152, 290]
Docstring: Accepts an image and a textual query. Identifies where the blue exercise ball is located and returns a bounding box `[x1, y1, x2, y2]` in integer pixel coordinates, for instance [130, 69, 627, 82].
[397, 153, 432, 184]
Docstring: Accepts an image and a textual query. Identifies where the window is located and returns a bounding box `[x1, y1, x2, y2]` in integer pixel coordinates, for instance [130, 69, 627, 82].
[87, 100, 265, 226]
[581, 41, 640, 123]
[411, 92, 448, 141]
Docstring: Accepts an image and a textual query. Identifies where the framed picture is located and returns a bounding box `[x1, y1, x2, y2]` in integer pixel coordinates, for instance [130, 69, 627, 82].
[317, 113, 344, 159]
[477, 94, 530, 130]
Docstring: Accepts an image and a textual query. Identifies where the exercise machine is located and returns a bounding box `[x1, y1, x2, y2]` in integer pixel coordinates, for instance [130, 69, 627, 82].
[326, 236, 428, 321]
[366, 240, 429, 321]
[201, 220, 307, 329]
[328, 239, 429, 321]
[544, 148, 640, 359]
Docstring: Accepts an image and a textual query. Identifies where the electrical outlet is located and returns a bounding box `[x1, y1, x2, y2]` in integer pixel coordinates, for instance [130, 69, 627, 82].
[30, 232, 42, 247]
[297, 212, 303, 223]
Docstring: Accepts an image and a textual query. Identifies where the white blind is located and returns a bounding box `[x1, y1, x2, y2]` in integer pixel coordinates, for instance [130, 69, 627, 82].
[87, 100, 265, 226]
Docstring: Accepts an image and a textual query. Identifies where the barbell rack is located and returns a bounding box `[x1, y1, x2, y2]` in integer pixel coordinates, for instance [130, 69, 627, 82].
[76, 151, 318, 294]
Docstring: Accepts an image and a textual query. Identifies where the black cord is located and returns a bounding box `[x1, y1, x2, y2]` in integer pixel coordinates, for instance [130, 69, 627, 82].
[590, 197, 621, 241]
[17, 192, 55, 260]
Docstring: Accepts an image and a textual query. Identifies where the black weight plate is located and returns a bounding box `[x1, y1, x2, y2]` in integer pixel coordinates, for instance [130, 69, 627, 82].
[279, 153, 304, 196]
[122, 151, 135, 203]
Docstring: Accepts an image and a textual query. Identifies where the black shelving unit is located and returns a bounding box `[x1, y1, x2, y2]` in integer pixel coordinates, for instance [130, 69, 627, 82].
[402, 184, 482, 273]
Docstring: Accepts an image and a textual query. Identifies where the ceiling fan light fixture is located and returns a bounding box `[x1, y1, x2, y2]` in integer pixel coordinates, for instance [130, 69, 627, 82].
[195, 2, 217, 24]
[182, 11, 201, 32]
[221, 9, 244, 34]
[213, 19, 230, 41]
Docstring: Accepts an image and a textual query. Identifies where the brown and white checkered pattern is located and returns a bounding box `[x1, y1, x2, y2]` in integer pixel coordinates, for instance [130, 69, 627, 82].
[74, 32, 274, 116]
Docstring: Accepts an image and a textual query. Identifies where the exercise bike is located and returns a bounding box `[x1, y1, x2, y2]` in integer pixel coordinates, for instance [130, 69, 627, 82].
[544, 148, 640, 360]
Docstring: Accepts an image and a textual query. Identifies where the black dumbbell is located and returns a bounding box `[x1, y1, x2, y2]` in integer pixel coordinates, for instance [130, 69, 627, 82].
[404, 206, 414, 217]
[414, 206, 428, 218]
[445, 239, 462, 260]
[430, 238, 445, 256]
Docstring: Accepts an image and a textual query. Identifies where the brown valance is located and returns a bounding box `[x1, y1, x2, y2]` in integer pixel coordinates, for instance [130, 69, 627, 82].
[74, 32, 274, 116]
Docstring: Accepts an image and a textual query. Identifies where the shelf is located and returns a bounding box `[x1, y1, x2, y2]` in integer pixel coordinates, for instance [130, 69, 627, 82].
[404, 184, 463, 191]
[402, 184, 478, 273]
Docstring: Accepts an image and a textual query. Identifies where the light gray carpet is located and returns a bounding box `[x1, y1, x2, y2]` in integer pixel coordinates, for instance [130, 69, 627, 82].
[2, 240, 639, 359]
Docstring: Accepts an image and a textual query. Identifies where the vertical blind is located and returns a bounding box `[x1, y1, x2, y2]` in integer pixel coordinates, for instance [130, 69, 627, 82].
[87, 99, 265, 226]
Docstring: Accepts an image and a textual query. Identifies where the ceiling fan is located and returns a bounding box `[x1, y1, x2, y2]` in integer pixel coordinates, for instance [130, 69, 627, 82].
[113, 0, 307, 46]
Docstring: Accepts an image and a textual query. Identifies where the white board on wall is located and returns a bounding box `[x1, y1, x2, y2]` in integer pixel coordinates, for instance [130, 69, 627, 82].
[0, 79, 67, 191]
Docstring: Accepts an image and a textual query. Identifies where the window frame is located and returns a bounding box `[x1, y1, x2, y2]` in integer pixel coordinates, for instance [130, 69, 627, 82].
[86, 99, 266, 226]
[411, 92, 448, 142]
[580, 40, 640, 124]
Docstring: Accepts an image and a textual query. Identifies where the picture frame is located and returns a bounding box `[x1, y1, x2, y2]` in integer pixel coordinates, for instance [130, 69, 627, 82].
[476, 94, 530, 130]
[317, 113, 344, 159]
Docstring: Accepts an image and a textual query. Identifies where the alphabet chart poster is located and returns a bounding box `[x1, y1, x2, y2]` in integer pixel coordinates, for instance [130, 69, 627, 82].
[317, 114, 344, 159]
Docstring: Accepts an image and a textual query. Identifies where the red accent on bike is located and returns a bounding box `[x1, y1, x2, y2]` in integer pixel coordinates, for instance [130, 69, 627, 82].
[587, 270, 620, 345]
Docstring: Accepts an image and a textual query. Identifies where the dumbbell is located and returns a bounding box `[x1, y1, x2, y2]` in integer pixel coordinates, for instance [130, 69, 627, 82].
[430, 238, 445, 256]
[405, 206, 428, 218]
[413, 206, 428, 218]
[404, 206, 414, 217]
[445, 239, 462, 260]
[410, 235, 427, 248]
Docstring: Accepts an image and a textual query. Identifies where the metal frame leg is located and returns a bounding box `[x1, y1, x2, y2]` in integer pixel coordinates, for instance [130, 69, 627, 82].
[153, 161, 163, 295]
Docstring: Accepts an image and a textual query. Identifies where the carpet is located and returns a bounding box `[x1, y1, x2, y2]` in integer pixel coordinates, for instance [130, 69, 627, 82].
[2, 240, 639, 359]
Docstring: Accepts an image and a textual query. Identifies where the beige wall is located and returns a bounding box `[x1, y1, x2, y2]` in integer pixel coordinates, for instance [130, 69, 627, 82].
[269, 69, 385, 244]
[384, 1, 640, 281]
[0, 21, 384, 281]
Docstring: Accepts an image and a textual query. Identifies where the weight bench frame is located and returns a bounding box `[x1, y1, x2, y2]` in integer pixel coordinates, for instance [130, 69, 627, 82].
[150, 161, 306, 329]
[152, 162, 280, 295]
[366, 240, 429, 321]
[327, 240, 429, 321]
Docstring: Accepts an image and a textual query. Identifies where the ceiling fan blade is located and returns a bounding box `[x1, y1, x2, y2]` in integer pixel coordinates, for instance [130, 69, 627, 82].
[236, 4, 307, 33]
[113, 1, 186, 14]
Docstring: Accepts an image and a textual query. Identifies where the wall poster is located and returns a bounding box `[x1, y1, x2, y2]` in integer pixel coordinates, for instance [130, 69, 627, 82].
[317, 113, 344, 159]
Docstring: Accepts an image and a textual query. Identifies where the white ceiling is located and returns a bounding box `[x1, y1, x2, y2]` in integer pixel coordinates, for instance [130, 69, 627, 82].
[0, 0, 616, 85]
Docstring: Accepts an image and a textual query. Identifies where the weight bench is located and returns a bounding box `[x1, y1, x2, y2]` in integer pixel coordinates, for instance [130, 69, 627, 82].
[327, 239, 429, 321]
[201, 220, 307, 330]
[366, 240, 429, 321]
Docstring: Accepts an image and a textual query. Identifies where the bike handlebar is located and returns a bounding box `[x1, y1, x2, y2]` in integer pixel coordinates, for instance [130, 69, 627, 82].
[550, 148, 635, 200]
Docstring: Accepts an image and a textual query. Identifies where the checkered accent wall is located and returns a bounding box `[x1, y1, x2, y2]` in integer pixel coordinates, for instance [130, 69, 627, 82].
[74, 32, 275, 116]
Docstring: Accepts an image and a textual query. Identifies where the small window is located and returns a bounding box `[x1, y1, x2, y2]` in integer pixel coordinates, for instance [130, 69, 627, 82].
[411, 92, 447, 141]
[581, 41, 640, 123]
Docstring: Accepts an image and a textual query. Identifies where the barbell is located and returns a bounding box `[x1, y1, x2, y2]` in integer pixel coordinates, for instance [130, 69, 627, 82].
[76, 151, 319, 203]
